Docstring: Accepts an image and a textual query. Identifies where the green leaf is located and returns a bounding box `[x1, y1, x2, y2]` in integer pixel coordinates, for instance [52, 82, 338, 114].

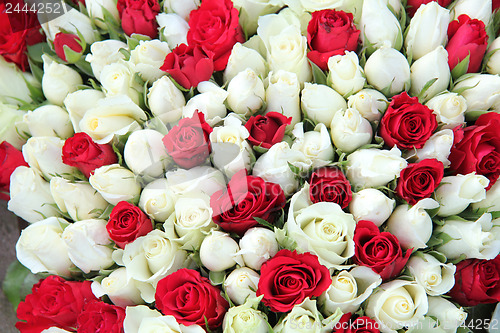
[209, 271, 225, 285]
[416, 77, 438, 102]
[465, 110, 489, 122]
[3, 260, 41, 310]
[119, 48, 131, 62]
[254, 217, 274, 229]
[308, 59, 327, 85]
[451, 54, 470, 81]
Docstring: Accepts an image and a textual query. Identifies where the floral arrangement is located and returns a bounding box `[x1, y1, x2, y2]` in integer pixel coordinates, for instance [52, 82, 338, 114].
[1, 0, 500, 332]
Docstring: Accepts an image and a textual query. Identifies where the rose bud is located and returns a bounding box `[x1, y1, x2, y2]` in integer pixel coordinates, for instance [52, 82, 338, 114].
[472, 180, 500, 212]
[245, 112, 291, 150]
[486, 36, 500, 75]
[182, 81, 228, 124]
[53, 33, 84, 63]
[89, 164, 142, 205]
[222, 297, 269, 333]
[41, 55, 83, 106]
[223, 267, 260, 305]
[452, 0, 492, 24]
[239, 228, 279, 270]
[364, 46, 411, 97]
[427, 296, 467, 331]
[163, 0, 199, 20]
[330, 108, 373, 153]
[91, 267, 143, 307]
[100, 62, 141, 104]
[232, 0, 281, 35]
[199, 230, 243, 271]
[76, 301, 126, 333]
[106, 201, 153, 248]
[406, 0, 453, 17]
[413, 128, 454, 166]
[327, 51, 366, 98]
[408, 254, 456, 296]
[40, 7, 96, 44]
[117, 0, 161, 38]
[426, 92, 466, 128]
[265, 70, 301, 129]
[64, 89, 105, 132]
[86, 0, 120, 29]
[301, 82, 346, 127]
[309, 167, 352, 208]
[124, 129, 169, 178]
[347, 88, 388, 123]
[360, 0, 403, 51]
[129, 39, 171, 83]
[409, 46, 450, 102]
[166, 166, 226, 197]
[139, 179, 177, 222]
[24, 105, 74, 139]
[349, 188, 395, 226]
[395, 159, 444, 205]
[291, 123, 334, 168]
[223, 43, 267, 83]
[123, 305, 205, 333]
[147, 76, 185, 124]
[452, 74, 500, 116]
[156, 13, 189, 49]
[0, 57, 40, 107]
[226, 68, 266, 116]
[85, 40, 128, 81]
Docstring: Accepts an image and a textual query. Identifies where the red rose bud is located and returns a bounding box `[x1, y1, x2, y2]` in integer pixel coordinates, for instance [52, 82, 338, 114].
[106, 201, 153, 248]
[309, 167, 352, 208]
[406, 0, 453, 17]
[117, 0, 160, 38]
[0, 141, 28, 200]
[244, 112, 291, 149]
[62, 132, 118, 178]
[353, 220, 412, 281]
[396, 159, 444, 205]
[155, 268, 229, 330]
[77, 300, 125, 333]
[307, 9, 360, 71]
[53, 32, 84, 63]
[446, 14, 488, 74]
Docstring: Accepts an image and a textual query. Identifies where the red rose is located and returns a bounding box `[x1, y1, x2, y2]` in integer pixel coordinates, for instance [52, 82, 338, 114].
[257, 249, 331, 312]
[494, 0, 500, 12]
[211, 170, 286, 235]
[160, 44, 214, 89]
[244, 112, 292, 149]
[448, 255, 500, 306]
[53, 32, 83, 62]
[406, 0, 453, 17]
[0, 0, 45, 70]
[16, 275, 98, 333]
[187, 0, 244, 71]
[106, 201, 153, 248]
[155, 268, 229, 330]
[62, 132, 118, 178]
[309, 167, 352, 208]
[307, 9, 360, 71]
[77, 300, 125, 333]
[0, 141, 28, 200]
[379, 92, 437, 150]
[446, 14, 488, 74]
[449, 112, 500, 189]
[353, 220, 412, 281]
[333, 313, 380, 333]
[162, 111, 213, 169]
[117, 0, 160, 38]
[396, 159, 444, 205]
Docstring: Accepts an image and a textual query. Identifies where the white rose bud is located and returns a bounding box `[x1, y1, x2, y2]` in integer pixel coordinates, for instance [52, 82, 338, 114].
[0, 56, 39, 106]
[86, 0, 120, 29]
[139, 179, 177, 222]
[327, 51, 366, 97]
[365, 46, 411, 97]
[50, 177, 109, 221]
[64, 89, 104, 132]
[24, 105, 74, 139]
[407, 254, 456, 296]
[42, 55, 83, 106]
[156, 13, 189, 49]
[166, 166, 226, 197]
[0, 103, 28, 149]
[89, 164, 142, 205]
[330, 108, 373, 153]
[347, 89, 388, 123]
[360, 0, 403, 51]
[265, 70, 301, 129]
[199, 230, 243, 271]
[349, 188, 395, 226]
[233, 0, 281, 36]
[412, 129, 454, 167]
[486, 36, 500, 75]
[40, 8, 96, 43]
[435, 173, 489, 217]
[42, 328, 73, 333]
[182, 81, 228, 124]
[346, 147, 408, 189]
[405, 2, 450, 61]
[224, 43, 267, 83]
[16, 217, 73, 276]
[62, 219, 114, 273]
[124, 129, 169, 178]
[124, 306, 205, 333]
[226, 68, 265, 116]
[129, 40, 170, 83]
[147, 76, 185, 124]
[100, 62, 141, 104]
[472, 180, 500, 212]
[92, 267, 143, 307]
[426, 92, 466, 128]
[452, 0, 492, 24]
[435, 213, 500, 260]
[163, 0, 200, 20]
[292, 123, 334, 168]
[239, 228, 279, 270]
[224, 267, 260, 305]
[409, 46, 451, 102]
[301, 83, 346, 127]
[387, 199, 439, 250]
[86, 40, 128, 81]
[223, 297, 269, 333]
[427, 296, 467, 332]
[453, 74, 500, 115]
[297, 0, 343, 12]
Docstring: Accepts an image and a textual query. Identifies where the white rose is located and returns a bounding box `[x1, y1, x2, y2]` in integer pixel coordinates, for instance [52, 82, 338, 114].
[139, 179, 177, 222]
[86, 0, 120, 29]
[427, 296, 467, 333]
[0, 103, 28, 149]
[364, 46, 410, 97]
[16, 217, 72, 276]
[386, 199, 439, 250]
[42, 55, 83, 106]
[327, 51, 366, 97]
[41, 328, 73, 333]
[89, 164, 142, 205]
[425, 92, 466, 128]
[295, 0, 343, 12]
[24, 105, 73, 139]
[346, 147, 408, 189]
[435, 173, 489, 217]
[0, 56, 39, 106]
[86, 40, 128, 81]
[292, 123, 334, 168]
[124, 129, 169, 178]
[23, 136, 79, 179]
[79, 95, 147, 144]
[223, 42, 267, 83]
[199, 230, 243, 271]
[452, 74, 500, 115]
[224, 268, 260, 305]
[129, 40, 170, 83]
[471, 179, 500, 212]
[226, 68, 266, 116]
[239, 227, 279, 270]
[50, 177, 109, 221]
[147, 76, 184, 124]
[182, 81, 228, 124]
[223, 297, 269, 333]
[233, 0, 282, 36]
[330, 108, 373, 153]
[61, 219, 114, 273]
[435, 213, 500, 260]
[360, 0, 403, 51]
[166, 166, 226, 197]
[349, 188, 395, 226]
[100, 62, 141, 104]
[409, 46, 450, 102]
[92, 267, 144, 307]
[452, 0, 492, 24]
[163, 0, 200, 20]
[319, 266, 382, 315]
[64, 89, 105, 132]
[412, 129, 454, 167]
[347, 89, 388, 123]
[486, 36, 500, 75]
[366, 280, 428, 333]
[286, 183, 356, 268]
[405, 2, 450, 61]
[157, 13, 189, 49]
[301, 83, 346, 127]
[265, 70, 301, 128]
[40, 8, 95, 43]
[407, 253, 456, 296]
[124, 305, 205, 333]
[8, 167, 60, 223]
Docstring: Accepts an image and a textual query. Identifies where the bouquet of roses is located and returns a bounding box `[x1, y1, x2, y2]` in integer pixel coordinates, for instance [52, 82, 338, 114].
[2, 0, 500, 332]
